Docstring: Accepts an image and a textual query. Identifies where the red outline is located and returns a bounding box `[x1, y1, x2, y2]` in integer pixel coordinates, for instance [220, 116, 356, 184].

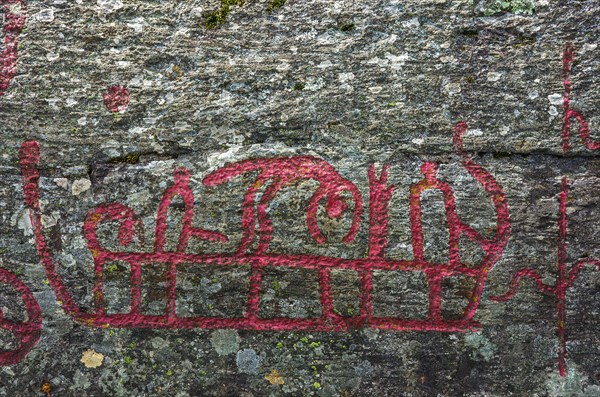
[18, 122, 510, 338]
[492, 178, 600, 377]
[492, 44, 600, 377]
[562, 43, 600, 152]
[0, 266, 42, 365]
[0, 0, 26, 97]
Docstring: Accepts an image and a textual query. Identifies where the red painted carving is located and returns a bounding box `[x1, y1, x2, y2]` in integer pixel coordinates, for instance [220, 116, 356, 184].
[0, 0, 27, 96]
[492, 178, 600, 377]
[102, 85, 130, 112]
[17, 121, 510, 341]
[0, 266, 42, 365]
[493, 44, 600, 377]
[562, 43, 600, 152]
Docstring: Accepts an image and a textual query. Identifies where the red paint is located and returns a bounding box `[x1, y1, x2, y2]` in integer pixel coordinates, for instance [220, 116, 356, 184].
[102, 85, 130, 112]
[492, 178, 600, 377]
[17, 121, 510, 342]
[0, 0, 27, 97]
[562, 43, 600, 152]
[0, 267, 42, 365]
[493, 44, 600, 377]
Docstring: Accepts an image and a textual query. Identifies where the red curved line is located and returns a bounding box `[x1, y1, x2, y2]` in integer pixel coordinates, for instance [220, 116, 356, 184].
[452, 121, 511, 262]
[0, 0, 27, 97]
[490, 269, 556, 302]
[19, 141, 83, 318]
[566, 258, 600, 288]
[0, 267, 42, 366]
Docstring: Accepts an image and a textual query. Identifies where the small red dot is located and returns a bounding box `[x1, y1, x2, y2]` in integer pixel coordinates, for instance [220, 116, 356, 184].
[103, 85, 130, 112]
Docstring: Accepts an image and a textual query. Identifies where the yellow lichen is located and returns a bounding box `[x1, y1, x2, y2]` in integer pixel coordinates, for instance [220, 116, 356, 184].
[265, 369, 285, 385]
[81, 349, 104, 368]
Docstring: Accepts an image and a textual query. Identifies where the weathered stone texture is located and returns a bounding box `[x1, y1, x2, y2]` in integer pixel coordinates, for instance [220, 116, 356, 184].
[1, 0, 600, 396]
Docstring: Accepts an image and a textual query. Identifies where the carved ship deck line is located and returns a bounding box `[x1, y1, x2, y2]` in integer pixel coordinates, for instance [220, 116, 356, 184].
[17, 121, 510, 334]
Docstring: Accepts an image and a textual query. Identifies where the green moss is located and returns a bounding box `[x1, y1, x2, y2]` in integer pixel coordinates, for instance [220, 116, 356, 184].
[313, 382, 321, 389]
[483, 0, 534, 16]
[205, 0, 245, 29]
[107, 263, 119, 272]
[108, 153, 141, 164]
[267, 0, 286, 12]
[293, 83, 305, 91]
[272, 280, 282, 290]
[123, 356, 133, 365]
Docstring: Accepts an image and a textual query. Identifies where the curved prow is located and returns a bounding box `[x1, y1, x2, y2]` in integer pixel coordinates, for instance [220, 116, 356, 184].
[452, 121, 511, 262]
[19, 141, 83, 318]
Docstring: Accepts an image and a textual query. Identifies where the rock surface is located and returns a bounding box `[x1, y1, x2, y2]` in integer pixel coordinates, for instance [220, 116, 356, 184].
[1, 0, 600, 396]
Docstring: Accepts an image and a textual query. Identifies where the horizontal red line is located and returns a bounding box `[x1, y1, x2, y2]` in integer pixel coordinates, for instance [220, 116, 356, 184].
[98, 252, 486, 277]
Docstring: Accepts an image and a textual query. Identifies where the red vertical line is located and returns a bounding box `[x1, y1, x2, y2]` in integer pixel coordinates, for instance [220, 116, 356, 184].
[427, 272, 443, 322]
[93, 259, 105, 315]
[410, 188, 424, 264]
[366, 165, 395, 323]
[556, 177, 569, 377]
[246, 264, 263, 320]
[130, 260, 142, 314]
[562, 44, 575, 153]
[165, 261, 177, 319]
[442, 189, 462, 270]
[319, 266, 334, 319]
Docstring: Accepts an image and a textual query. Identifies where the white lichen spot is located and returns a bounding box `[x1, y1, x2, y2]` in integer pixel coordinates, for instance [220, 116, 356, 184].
[444, 82, 461, 96]
[487, 72, 502, 82]
[385, 52, 410, 70]
[545, 366, 600, 397]
[236, 349, 261, 374]
[97, 0, 123, 14]
[368, 86, 383, 94]
[66, 97, 77, 107]
[210, 330, 240, 356]
[412, 138, 424, 145]
[46, 52, 60, 62]
[402, 17, 420, 28]
[548, 93, 563, 105]
[71, 178, 91, 196]
[338, 72, 355, 83]
[77, 116, 87, 126]
[464, 333, 496, 362]
[36, 8, 55, 22]
[317, 60, 333, 69]
[9, 2, 23, 14]
[15, 209, 33, 236]
[548, 106, 559, 116]
[354, 360, 374, 377]
[54, 178, 68, 189]
[528, 90, 539, 100]
[500, 126, 510, 136]
[81, 349, 104, 368]
[126, 17, 147, 33]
